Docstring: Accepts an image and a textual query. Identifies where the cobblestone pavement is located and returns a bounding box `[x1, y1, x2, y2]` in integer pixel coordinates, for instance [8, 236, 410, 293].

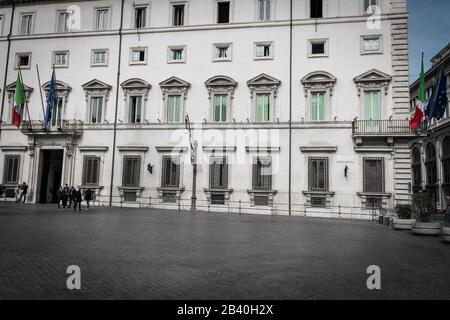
[0, 202, 449, 300]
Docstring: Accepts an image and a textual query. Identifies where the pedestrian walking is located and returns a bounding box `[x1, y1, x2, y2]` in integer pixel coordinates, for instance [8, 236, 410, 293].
[73, 188, 82, 211]
[0, 184, 5, 199]
[68, 186, 75, 208]
[57, 186, 63, 209]
[85, 188, 93, 210]
[18, 182, 28, 204]
[62, 184, 69, 208]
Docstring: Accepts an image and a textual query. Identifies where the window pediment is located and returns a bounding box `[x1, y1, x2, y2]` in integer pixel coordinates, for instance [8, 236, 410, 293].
[82, 79, 112, 100]
[354, 69, 391, 95]
[121, 78, 151, 98]
[301, 71, 336, 97]
[205, 75, 237, 98]
[247, 73, 281, 96]
[5, 82, 33, 101]
[42, 80, 72, 92]
[159, 76, 190, 95]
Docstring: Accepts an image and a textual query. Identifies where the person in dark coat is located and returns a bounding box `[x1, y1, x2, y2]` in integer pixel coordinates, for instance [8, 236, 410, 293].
[84, 188, 93, 210]
[18, 182, 28, 204]
[68, 186, 75, 208]
[73, 188, 82, 211]
[62, 184, 69, 208]
[57, 186, 63, 209]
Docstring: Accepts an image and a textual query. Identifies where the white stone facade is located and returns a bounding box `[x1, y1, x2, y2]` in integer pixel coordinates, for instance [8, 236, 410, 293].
[0, 0, 412, 217]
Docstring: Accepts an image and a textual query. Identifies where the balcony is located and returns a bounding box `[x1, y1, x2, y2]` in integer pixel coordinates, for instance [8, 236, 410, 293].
[352, 120, 427, 137]
[20, 120, 82, 136]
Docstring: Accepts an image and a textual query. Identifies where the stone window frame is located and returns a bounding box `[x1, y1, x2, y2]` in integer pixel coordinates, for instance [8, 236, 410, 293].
[5, 82, 33, 124]
[82, 79, 112, 124]
[353, 69, 391, 120]
[247, 73, 281, 123]
[212, 42, 233, 62]
[301, 71, 336, 122]
[254, 41, 274, 60]
[205, 75, 237, 123]
[18, 12, 35, 35]
[42, 80, 72, 129]
[256, 0, 274, 22]
[120, 78, 152, 124]
[307, 38, 329, 58]
[14, 52, 32, 70]
[52, 50, 70, 68]
[0, 14, 5, 36]
[129, 47, 148, 65]
[94, 7, 111, 31]
[2, 154, 21, 186]
[159, 76, 191, 124]
[170, 0, 188, 26]
[360, 34, 383, 55]
[91, 49, 109, 67]
[214, 0, 233, 24]
[167, 45, 187, 64]
[132, 3, 151, 29]
[155, 146, 187, 203]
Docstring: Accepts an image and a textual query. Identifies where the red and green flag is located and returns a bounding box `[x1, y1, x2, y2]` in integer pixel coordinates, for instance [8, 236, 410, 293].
[409, 54, 428, 130]
[12, 74, 25, 128]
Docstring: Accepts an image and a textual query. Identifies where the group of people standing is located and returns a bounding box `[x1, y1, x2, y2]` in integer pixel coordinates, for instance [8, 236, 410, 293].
[57, 185, 94, 211]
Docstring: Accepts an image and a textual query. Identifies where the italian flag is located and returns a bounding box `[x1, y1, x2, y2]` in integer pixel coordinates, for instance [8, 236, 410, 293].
[12, 74, 25, 128]
[409, 54, 428, 130]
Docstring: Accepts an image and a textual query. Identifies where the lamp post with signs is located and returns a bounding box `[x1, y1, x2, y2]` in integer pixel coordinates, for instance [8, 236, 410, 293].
[185, 114, 198, 211]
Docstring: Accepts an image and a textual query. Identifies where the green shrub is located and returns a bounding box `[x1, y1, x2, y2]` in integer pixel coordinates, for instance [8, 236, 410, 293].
[412, 192, 436, 223]
[396, 205, 412, 219]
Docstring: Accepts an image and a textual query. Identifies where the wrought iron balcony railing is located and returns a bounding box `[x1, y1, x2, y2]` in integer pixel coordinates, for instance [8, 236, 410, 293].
[20, 119, 82, 135]
[352, 120, 427, 135]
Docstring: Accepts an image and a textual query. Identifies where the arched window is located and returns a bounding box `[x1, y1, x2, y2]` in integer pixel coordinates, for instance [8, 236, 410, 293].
[425, 143, 437, 185]
[442, 136, 450, 185]
[412, 148, 421, 192]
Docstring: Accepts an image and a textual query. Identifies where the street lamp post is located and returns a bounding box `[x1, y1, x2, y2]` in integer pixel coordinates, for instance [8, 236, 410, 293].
[185, 114, 198, 211]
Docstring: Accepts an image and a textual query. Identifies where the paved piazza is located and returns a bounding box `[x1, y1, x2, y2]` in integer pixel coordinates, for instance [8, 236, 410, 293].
[0, 203, 449, 300]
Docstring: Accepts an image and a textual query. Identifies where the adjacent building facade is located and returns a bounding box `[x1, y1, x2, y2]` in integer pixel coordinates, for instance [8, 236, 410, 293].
[410, 43, 450, 211]
[0, 0, 413, 217]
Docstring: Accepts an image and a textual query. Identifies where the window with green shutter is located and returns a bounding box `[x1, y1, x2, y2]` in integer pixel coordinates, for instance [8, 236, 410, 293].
[122, 156, 141, 187]
[253, 157, 272, 190]
[363, 158, 384, 193]
[83, 156, 100, 186]
[3, 155, 20, 184]
[129, 96, 142, 123]
[308, 157, 328, 191]
[311, 92, 325, 121]
[213, 95, 227, 122]
[161, 156, 180, 187]
[209, 157, 228, 189]
[256, 94, 270, 122]
[167, 95, 182, 123]
[364, 91, 381, 120]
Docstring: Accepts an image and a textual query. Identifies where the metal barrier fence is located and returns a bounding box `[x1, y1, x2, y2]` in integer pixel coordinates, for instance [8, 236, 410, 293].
[87, 194, 396, 221]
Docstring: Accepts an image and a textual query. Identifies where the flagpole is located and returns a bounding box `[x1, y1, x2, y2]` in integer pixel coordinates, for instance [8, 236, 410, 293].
[35, 64, 46, 122]
[18, 66, 33, 132]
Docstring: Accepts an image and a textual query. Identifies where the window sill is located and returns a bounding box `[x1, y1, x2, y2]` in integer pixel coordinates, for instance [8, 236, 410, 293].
[302, 191, 335, 196]
[247, 189, 277, 195]
[357, 192, 391, 198]
[78, 185, 104, 190]
[157, 187, 185, 192]
[204, 188, 233, 193]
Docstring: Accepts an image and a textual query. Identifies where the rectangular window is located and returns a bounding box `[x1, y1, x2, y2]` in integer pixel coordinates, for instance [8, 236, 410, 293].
[83, 156, 100, 186]
[129, 96, 143, 123]
[130, 48, 147, 64]
[364, 91, 381, 120]
[90, 97, 103, 123]
[310, 0, 323, 18]
[91, 49, 108, 66]
[53, 51, 69, 68]
[256, 93, 270, 122]
[134, 6, 147, 28]
[364, 0, 378, 15]
[311, 92, 325, 121]
[213, 43, 231, 61]
[258, 0, 271, 21]
[167, 95, 182, 123]
[161, 156, 180, 187]
[51, 98, 63, 128]
[211, 193, 225, 205]
[123, 156, 141, 187]
[308, 158, 329, 191]
[57, 11, 70, 33]
[20, 14, 33, 35]
[15, 53, 31, 69]
[213, 94, 227, 122]
[168, 47, 185, 63]
[3, 156, 20, 185]
[361, 35, 382, 54]
[210, 157, 228, 189]
[0, 15, 4, 35]
[311, 196, 327, 208]
[96, 8, 110, 30]
[255, 42, 273, 59]
[217, 1, 230, 23]
[308, 39, 328, 57]
[253, 157, 272, 190]
[363, 158, 385, 193]
[172, 4, 185, 26]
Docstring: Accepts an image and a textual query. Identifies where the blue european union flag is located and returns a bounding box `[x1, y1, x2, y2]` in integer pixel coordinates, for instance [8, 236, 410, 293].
[44, 69, 57, 128]
[430, 69, 449, 120]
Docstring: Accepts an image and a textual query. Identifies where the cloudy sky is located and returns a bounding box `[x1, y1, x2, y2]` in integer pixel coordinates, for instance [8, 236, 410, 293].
[408, 0, 450, 82]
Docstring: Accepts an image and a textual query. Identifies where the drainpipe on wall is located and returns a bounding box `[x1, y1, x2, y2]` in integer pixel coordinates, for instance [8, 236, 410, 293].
[288, 0, 293, 216]
[109, 0, 125, 207]
[0, 2, 15, 142]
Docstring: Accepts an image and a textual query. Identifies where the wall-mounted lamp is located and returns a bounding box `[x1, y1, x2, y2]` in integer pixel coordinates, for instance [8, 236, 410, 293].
[147, 163, 154, 174]
[344, 165, 349, 178]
